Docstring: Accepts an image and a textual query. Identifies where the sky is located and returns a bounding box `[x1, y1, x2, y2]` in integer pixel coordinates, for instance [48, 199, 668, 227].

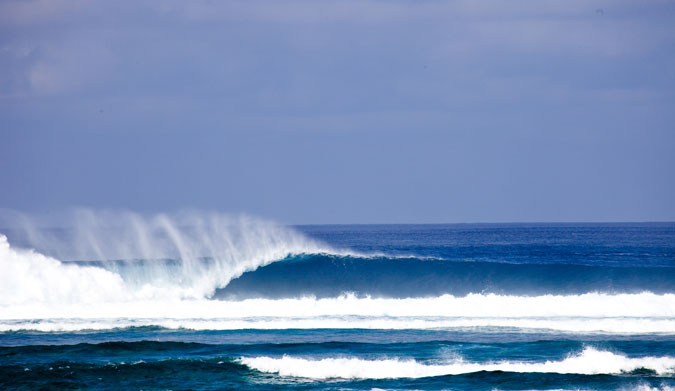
[1, 0, 674, 224]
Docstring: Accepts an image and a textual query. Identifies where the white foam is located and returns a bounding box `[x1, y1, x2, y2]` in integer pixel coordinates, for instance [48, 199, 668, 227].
[627, 386, 675, 391]
[239, 347, 675, 379]
[0, 235, 130, 305]
[622, 384, 675, 391]
[2, 298, 675, 333]
[3, 291, 674, 319]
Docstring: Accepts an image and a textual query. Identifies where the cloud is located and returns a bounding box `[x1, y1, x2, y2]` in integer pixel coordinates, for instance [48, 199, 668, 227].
[0, 0, 90, 26]
[0, 0, 673, 221]
[21, 41, 113, 96]
[0, 0, 672, 109]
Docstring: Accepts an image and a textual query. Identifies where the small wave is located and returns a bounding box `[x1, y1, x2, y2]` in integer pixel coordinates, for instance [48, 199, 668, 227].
[239, 347, 675, 379]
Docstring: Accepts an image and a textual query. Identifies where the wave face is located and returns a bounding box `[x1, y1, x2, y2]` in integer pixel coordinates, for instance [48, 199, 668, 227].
[218, 223, 675, 298]
[216, 253, 675, 299]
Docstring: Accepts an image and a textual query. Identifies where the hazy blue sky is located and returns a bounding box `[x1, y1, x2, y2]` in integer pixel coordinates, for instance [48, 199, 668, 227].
[1, 0, 674, 224]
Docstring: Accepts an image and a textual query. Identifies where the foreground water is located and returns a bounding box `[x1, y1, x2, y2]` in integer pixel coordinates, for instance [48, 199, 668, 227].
[1, 217, 674, 390]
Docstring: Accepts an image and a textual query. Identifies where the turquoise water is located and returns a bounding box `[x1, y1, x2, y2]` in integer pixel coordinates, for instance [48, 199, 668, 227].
[1, 222, 674, 390]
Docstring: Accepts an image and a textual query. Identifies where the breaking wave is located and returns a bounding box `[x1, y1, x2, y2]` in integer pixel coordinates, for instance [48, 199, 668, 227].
[239, 347, 675, 379]
[1, 211, 674, 334]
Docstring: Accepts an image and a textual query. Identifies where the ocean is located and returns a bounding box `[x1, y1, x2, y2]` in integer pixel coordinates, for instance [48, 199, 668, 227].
[1, 216, 674, 390]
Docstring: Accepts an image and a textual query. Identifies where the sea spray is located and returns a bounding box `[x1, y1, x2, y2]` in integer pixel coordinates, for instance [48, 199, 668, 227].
[0, 210, 333, 300]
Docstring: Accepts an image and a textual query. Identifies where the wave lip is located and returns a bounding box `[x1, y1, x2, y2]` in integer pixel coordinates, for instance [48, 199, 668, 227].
[239, 347, 675, 379]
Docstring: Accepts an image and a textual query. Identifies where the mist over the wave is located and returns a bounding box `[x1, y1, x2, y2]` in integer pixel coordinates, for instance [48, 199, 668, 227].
[0, 209, 330, 262]
[0, 209, 334, 300]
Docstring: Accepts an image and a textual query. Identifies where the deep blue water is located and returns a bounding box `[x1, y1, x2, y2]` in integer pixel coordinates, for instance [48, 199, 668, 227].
[1, 223, 674, 390]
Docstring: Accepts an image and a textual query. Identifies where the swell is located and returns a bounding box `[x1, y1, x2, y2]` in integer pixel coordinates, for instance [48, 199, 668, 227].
[216, 254, 675, 299]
